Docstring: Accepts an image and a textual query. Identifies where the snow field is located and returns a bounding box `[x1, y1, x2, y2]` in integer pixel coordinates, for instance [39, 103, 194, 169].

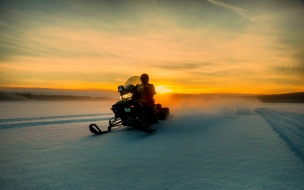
[0, 100, 304, 189]
[256, 108, 304, 163]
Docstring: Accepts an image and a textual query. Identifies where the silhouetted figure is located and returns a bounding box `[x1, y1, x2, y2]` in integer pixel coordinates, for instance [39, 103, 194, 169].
[136, 73, 159, 122]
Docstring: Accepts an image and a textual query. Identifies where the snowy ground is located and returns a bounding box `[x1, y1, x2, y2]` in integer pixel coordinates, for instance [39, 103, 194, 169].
[0, 100, 304, 190]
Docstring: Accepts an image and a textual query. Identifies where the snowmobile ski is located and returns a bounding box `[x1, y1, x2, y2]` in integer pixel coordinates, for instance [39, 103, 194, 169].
[89, 124, 110, 134]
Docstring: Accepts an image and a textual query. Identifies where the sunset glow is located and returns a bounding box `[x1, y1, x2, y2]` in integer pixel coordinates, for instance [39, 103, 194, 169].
[155, 86, 172, 94]
[0, 0, 303, 94]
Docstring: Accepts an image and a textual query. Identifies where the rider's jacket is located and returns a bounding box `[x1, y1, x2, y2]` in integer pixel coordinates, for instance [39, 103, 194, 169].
[136, 83, 156, 103]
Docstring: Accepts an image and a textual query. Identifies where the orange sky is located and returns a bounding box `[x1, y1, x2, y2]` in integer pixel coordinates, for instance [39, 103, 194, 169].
[0, 0, 303, 94]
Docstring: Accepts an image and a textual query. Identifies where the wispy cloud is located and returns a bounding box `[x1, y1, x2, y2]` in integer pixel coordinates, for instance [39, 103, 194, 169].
[207, 0, 255, 21]
[156, 62, 213, 70]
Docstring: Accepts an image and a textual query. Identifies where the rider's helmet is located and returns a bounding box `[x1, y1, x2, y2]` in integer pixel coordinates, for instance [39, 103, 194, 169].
[140, 73, 149, 85]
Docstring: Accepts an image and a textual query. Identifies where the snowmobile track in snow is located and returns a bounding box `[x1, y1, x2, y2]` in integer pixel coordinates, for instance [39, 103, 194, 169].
[0, 113, 113, 129]
[256, 108, 304, 163]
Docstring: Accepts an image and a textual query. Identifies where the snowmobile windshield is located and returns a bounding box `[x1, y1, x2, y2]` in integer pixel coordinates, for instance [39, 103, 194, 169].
[124, 76, 141, 90]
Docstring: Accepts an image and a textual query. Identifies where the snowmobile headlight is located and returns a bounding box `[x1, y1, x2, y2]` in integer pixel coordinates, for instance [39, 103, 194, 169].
[121, 93, 133, 100]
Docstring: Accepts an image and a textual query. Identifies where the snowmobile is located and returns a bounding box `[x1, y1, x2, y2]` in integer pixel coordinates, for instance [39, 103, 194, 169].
[89, 76, 170, 134]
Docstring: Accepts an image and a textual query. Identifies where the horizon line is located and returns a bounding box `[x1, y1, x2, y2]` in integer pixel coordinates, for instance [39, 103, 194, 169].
[1, 87, 303, 96]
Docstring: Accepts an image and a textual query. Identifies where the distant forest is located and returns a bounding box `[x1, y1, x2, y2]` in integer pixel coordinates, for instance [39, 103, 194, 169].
[256, 92, 304, 103]
[1, 91, 303, 103]
[0, 91, 113, 101]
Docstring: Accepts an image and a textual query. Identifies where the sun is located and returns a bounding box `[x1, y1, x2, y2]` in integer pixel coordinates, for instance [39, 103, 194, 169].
[155, 85, 172, 93]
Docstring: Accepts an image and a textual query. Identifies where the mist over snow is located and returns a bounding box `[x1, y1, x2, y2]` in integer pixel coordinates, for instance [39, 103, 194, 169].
[1, 98, 304, 189]
[170, 96, 262, 117]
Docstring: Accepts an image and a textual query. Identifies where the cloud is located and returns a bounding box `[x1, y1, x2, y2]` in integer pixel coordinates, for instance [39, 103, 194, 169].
[206, 0, 254, 21]
[273, 65, 304, 76]
[156, 62, 213, 70]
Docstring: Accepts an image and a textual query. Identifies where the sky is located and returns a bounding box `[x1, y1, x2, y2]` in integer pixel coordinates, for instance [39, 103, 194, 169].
[0, 0, 303, 94]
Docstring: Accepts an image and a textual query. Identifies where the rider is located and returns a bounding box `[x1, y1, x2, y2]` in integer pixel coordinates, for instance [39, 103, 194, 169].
[136, 73, 158, 121]
[137, 74, 155, 102]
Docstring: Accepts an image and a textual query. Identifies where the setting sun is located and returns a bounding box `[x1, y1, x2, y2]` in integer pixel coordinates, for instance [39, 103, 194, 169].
[155, 86, 172, 93]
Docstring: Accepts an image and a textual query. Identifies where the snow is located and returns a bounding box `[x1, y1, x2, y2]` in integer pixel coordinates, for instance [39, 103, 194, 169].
[256, 108, 304, 163]
[0, 100, 304, 189]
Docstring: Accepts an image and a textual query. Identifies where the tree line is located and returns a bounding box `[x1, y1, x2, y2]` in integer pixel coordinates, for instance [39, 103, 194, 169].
[0, 91, 112, 101]
[256, 92, 304, 103]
